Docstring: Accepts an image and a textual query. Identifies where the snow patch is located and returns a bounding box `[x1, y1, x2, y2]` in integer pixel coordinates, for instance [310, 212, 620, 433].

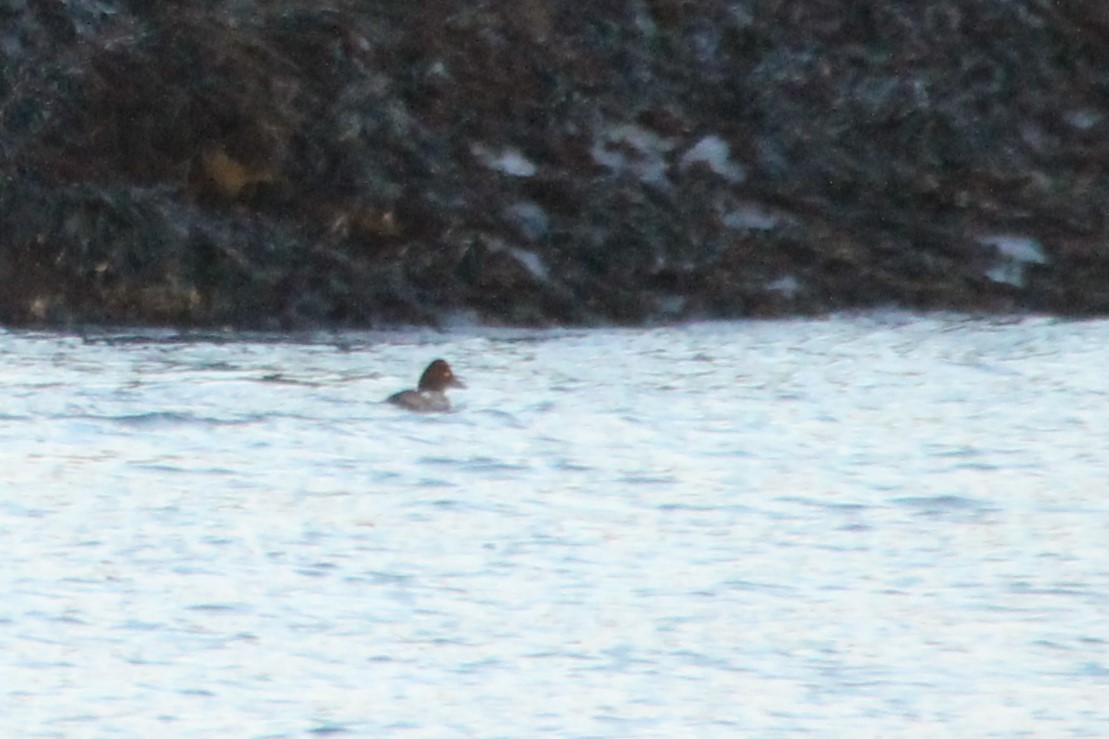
[1, 32, 23, 58]
[723, 202, 779, 231]
[680, 135, 746, 183]
[656, 295, 687, 317]
[767, 275, 801, 297]
[591, 124, 677, 187]
[1064, 109, 1102, 131]
[483, 237, 550, 282]
[979, 234, 1047, 288]
[472, 144, 537, 177]
[503, 201, 550, 241]
[509, 248, 549, 281]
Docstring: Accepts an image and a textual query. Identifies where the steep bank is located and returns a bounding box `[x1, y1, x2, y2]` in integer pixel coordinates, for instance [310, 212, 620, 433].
[2, 0, 1107, 328]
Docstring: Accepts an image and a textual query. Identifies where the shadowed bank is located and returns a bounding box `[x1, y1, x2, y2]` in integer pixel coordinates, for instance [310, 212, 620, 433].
[1, 1, 1107, 328]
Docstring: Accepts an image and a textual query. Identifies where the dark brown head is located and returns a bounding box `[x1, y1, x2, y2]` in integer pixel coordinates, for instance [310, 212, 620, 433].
[418, 359, 464, 392]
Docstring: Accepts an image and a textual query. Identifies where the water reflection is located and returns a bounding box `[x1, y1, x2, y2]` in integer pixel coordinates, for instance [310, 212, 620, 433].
[1, 315, 1108, 735]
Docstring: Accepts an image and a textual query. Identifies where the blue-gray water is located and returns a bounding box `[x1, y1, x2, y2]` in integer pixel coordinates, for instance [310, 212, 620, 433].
[2, 314, 1107, 737]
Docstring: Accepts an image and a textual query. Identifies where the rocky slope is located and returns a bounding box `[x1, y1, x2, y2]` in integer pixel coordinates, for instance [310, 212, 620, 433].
[1, 0, 1107, 328]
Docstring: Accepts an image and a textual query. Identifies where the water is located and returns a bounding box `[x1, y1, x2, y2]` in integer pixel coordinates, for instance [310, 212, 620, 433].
[1, 314, 1107, 737]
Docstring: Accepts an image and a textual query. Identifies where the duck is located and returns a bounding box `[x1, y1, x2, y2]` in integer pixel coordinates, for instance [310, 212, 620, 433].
[386, 359, 464, 412]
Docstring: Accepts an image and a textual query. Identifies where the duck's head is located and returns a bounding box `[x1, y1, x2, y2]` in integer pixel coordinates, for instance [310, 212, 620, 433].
[418, 359, 464, 391]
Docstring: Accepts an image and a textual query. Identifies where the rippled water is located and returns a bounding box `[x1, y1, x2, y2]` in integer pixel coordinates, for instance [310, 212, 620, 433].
[2, 314, 1107, 736]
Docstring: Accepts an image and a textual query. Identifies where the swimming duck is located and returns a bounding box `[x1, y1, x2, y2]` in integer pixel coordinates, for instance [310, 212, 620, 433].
[386, 359, 464, 412]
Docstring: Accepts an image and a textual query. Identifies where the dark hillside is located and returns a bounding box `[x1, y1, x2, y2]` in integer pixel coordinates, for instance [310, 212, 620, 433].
[2, 1, 1107, 327]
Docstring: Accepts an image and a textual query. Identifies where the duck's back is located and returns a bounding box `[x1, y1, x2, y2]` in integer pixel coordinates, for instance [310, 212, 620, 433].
[387, 389, 450, 413]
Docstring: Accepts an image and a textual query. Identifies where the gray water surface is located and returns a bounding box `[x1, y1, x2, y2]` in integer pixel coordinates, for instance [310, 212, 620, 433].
[2, 315, 1107, 737]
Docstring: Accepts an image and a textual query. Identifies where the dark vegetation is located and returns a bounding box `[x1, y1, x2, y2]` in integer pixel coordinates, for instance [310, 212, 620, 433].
[2, 0, 1109, 328]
